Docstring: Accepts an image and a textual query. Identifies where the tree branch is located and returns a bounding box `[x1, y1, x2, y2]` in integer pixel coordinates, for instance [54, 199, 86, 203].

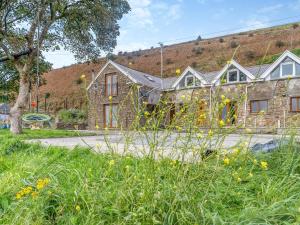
[0, 48, 33, 63]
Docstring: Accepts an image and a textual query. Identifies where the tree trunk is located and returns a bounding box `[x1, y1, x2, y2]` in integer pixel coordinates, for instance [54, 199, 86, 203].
[10, 75, 29, 134]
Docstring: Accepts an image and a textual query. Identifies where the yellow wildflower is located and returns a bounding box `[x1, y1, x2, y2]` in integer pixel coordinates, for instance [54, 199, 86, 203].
[221, 95, 226, 100]
[80, 74, 86, 79]
[219, 120, 225, 127]
[108, 96, 113, 101]
[36, 178, 50, 190]
[181, 95, 186, 99]
[16, 193, 22, 200]
[223, 157, 230, 165]
[237, 177, 242, 182]
[95, 124, 99, 130]
[208, 130, 213, 136]
[75, 205, 81, 211]
[109, 160, 115, 167]
[253, 159, 258, 165]
[224, 98, 231, 104]
[249, 172, 253, 178]
[176, 68, 181, 75]
[260, 161, 268, 170]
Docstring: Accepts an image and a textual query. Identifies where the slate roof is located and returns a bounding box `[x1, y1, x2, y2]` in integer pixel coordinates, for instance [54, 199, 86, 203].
[244, 64, 270, 78]
[90, 59, 279, 92]
[112, 62, 163, 89]
[162, 77, 178, 90]
[112, 61, 276, 90]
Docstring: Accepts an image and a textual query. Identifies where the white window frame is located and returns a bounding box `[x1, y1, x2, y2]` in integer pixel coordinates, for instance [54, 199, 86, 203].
[227, 69, 239, 83]
[280, 62, 295, 77]
[185, 74, 195, 87]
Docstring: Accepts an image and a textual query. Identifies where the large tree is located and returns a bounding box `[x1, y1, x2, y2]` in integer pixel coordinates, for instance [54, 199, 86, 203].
[0, 0, 130, 134]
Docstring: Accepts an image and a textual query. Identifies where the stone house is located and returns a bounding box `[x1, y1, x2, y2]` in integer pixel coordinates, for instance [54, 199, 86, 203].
[87, 50, 300, 132]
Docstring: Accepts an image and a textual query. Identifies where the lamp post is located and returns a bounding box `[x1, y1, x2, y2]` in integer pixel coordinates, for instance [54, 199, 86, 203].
[158, 42, 164, 89]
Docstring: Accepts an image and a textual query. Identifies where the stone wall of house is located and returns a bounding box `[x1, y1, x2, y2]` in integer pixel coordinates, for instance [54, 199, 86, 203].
[87, 64, 138, 130]
[163, 78, 300, 131]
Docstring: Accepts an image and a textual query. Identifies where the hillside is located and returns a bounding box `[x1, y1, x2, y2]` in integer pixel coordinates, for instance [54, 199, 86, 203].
[39, 22, 300, 113]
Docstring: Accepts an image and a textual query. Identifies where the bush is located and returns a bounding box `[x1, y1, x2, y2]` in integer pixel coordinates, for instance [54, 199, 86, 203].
[230, 41, 238, 48]
[219, 38, 225, 43]
[193, 47, 204, 55]
[244, 50, 256, 60]
[275, 40, 285, 48]
[58, 109, 87, 124]
[197, 35, 202, 41]
[293, 23, 299, 29]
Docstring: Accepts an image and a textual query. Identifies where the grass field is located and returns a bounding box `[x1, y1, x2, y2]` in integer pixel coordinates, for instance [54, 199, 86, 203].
[0, 130, 300, 224]
[0, 129, 96, 140]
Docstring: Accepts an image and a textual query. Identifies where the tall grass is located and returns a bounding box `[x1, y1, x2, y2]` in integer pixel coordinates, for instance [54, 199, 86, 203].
[0, 129, 300, 224]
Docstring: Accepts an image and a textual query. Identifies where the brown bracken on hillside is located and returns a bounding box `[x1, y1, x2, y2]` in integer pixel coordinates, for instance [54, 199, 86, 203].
[39, 23, 300, 113]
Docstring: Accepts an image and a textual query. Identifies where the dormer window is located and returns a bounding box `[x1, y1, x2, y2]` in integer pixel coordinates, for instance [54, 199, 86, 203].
[226, 69, 247, 83]
[281, 62, 294, 77]
[185, 75, 195, 87]
[184, 74, 201, 87]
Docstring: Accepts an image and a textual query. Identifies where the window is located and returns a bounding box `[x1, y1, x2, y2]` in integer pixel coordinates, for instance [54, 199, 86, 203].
[104, 104, 118, 128]
[240, 72, 247, 81]
[281, 62, 294, 77]
[250, 100, 268, 113]
[105, 74, 118, 96]
[228, 70, 238, 82]
[291, 97, 300, 112]
[226, 69, 247, 83]
[185, 75, 195, 87]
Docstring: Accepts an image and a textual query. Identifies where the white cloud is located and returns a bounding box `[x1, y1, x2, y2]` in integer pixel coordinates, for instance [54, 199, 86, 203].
[239, 18, 270, 31]
[257, 4, 284, 13]
[166, 4, 182, 21]
[126, 0, 153, 27]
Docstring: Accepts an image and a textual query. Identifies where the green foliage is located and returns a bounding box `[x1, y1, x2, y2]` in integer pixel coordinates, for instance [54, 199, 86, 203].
[58, 109, 87, 124]
[0, 129, 95, 140]
[258, 48, 300, 64]
[0, 133, 300, 224]
[0, 57, 52, 98]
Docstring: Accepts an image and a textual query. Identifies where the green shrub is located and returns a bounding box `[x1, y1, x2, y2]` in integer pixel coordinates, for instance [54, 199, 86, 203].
[58, 109, 87, 124]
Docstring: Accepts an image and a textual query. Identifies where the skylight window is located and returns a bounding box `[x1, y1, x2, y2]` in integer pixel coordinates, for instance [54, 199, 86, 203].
[144, 75, 154, 82]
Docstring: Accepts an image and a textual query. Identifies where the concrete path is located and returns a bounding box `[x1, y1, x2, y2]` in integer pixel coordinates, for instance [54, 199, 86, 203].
[28, 132, 291, 160]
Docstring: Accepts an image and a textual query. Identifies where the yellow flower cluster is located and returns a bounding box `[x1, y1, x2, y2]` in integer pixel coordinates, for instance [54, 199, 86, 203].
[16, 186, 33, 199]
[260, 161, 268, 170]
[109, 160, 115, 167]
[75, 205, 81, 211]
[223, 157, 230, 165]
[16, 178, 50, 200]
[36, 178, 50, 190]
[219, 120, 225, 127]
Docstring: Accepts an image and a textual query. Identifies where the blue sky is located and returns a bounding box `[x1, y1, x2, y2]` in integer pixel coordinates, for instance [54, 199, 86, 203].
[45, 0, 300, 68]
